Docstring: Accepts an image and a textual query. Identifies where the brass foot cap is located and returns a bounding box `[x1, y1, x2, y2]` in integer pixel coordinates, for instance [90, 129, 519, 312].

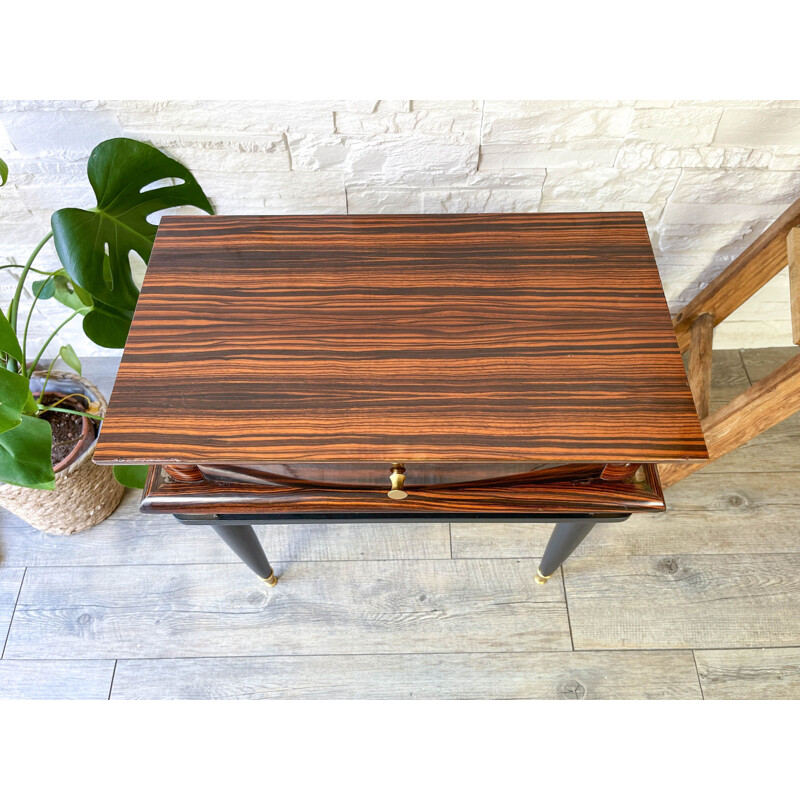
[263, 573, 278, 587]
[534, 569, 552, 585]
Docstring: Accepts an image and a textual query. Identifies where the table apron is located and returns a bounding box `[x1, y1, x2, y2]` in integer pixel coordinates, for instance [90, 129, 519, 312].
[172, 512, 632, 525]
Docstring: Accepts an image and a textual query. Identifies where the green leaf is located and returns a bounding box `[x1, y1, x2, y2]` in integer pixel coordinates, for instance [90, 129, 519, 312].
[0, 311, 23, 362]
[59, 344, 81, 375]
[23, 391, 39, 415]
[0, 156, 7, 187]
[0, 368, 31, 434]
[51, 138, 213, 315]
[51, 273, 92, 315]
[113, 464, 149, 489]
[83, 301, 134, 349]
[32, 277, 56, 299]
[0, 414, 55, 489]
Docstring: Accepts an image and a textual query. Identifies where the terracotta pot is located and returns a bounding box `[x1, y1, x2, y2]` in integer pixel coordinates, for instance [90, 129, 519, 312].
[0, 371, 125, 535]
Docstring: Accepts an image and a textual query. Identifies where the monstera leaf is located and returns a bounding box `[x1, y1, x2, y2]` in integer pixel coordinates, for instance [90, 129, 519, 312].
[0, 414, 55, 490]
[0, 369, 32, 434]
[58, 344, 81, 376]
[113, 464, 150, 489]
[0, 310, 23, 363]
[48, 273, 93, 313]
[41, 272, 131, 347]
[51, 138, 213, 347]
[83, 300, 135, 349]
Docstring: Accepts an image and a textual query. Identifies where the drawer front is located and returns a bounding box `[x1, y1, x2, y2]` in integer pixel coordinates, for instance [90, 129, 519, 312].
[144, 462, 664, 516]
[197, 461, 605, 491]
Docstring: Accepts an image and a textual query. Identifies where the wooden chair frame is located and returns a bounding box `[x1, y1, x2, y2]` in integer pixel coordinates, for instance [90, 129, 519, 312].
[660, 197, 800, 487]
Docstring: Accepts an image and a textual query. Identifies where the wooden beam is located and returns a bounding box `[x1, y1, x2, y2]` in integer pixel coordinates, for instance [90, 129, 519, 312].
[789, 227, 800, 346]
[660, 350, 800, 487]
[672, 196, 800, 354]
[687, 312, 714, 419]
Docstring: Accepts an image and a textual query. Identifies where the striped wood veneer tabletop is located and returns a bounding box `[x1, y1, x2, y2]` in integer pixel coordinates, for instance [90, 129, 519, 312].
[94, 213, 707, 465]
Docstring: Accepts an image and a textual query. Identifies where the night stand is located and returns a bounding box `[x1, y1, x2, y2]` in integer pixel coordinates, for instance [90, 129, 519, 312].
[95, 213, 707, 587]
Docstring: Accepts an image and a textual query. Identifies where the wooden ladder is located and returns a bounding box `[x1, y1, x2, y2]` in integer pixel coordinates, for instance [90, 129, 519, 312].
[660, 197, 800, 488]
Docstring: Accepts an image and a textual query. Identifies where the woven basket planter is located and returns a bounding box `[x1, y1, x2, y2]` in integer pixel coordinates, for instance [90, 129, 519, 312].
[0, 371, 124, 535]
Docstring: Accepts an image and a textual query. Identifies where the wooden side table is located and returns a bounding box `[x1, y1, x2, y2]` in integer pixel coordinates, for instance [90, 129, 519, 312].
[94, 214, 707, 587]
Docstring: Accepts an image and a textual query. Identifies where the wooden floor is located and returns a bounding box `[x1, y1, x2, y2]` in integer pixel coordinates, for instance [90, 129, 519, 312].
[1, 350, 799, 700]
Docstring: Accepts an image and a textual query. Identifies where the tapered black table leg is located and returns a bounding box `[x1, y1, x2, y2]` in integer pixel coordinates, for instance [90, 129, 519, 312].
[212, 524, 278, 586]
[535, 520, 598, 585]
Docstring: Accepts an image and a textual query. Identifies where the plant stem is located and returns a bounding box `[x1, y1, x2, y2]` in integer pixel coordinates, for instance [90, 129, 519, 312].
[8, 232, 53, 329]
[37, 392, 101, 421]
[37, 404, 103, 421]
[21, 275, 55, 378]
[7, 231, 53, 372]
[0, 264, 58, 276]
[27, 310, 79, 376]
[38, 355, 59, 398]
[38, 391, 90, 407]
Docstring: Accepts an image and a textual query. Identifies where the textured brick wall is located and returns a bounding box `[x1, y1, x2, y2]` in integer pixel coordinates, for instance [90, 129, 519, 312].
[2, 99, 799, 358]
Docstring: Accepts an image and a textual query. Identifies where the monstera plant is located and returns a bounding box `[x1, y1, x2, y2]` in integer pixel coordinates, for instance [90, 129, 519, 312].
[0, 139, 212, 513]
[53, 138, 214, 348]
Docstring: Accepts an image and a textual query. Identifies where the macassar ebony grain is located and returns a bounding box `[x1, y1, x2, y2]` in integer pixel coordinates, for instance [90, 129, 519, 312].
[141, 463, 666, 517]
[95, 214, 707, 466]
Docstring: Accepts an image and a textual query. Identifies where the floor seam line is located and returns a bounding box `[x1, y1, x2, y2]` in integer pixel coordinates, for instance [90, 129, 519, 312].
[0, 646, 732, 663]
[691, 649, 706, 700]
[107, 660, 118, 700]
[561, 567, 575, 651]
[1, 568, 26, 660]
[16, 556, 547, 569]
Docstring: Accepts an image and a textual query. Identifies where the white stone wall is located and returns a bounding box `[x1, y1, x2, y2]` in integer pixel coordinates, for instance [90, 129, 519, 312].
[2, 99, 800, 358]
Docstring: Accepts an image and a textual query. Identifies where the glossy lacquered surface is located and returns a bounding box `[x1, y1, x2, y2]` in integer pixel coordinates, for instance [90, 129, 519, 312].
[196, 461, 605, 489]
[141, 464, 665, 517]
[95, 213, 707, 465]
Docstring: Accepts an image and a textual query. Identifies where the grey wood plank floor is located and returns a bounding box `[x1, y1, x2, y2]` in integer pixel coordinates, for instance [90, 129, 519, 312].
[695, 647, 800, 700]
[111, 651, 702, 700]
[0, 349, 798, 700]
[0, 660, 114, 699]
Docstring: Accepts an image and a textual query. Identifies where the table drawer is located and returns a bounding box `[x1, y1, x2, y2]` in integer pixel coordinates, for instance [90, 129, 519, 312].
[196, 461, 606, 493]
[142, 462, 663, 517]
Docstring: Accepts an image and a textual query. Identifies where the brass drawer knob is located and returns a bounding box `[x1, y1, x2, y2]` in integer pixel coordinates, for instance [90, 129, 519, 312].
[388, 464, 408, 500]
